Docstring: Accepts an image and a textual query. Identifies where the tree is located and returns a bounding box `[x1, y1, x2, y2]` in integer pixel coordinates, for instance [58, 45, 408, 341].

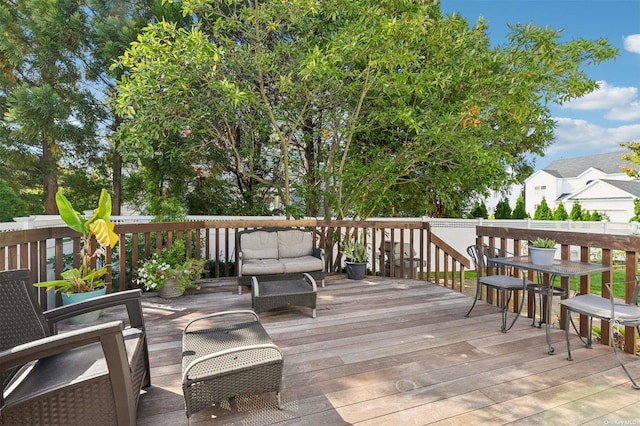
[569, 200, 583, 221]
[494, 198, 512, 219]
[512, 195, 528, 219]
[0, 0, 106, 213]
[533, 197, 553, 220]
[115, 0, 617, 218]
[467, 201, 488, 219]
[0, 179, 29, 221]
[630, 199, 640, 222]
[553, 202, 568, 221]
[591, 210, 603, 221]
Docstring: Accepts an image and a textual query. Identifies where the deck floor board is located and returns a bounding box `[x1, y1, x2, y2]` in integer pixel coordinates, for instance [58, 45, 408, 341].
[131, 275, 640, 425]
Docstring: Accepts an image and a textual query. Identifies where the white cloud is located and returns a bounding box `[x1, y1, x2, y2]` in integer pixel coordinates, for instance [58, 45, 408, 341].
[624, 34, 640, 54]
[562, 81, 637, 111]
[548, 117, 640, 155]
[605, 101, 640, 121]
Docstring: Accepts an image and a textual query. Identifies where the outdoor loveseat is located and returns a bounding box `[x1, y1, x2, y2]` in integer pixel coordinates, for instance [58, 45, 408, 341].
[0, 269, 150, 425]
[236, 228, 325, 294]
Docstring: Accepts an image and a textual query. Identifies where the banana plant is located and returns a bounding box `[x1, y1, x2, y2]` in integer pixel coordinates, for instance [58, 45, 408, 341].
[35, 189, 119, 294]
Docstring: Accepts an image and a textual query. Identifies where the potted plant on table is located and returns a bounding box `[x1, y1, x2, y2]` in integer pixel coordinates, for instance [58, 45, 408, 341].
[136, 239, 205, 298]
[528, 238, 557, 266]
[341, 237, 368, 280]
[34, 189, 119, 323]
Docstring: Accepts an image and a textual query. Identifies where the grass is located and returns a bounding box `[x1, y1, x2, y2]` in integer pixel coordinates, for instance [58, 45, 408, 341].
[461, 265, 634, 299]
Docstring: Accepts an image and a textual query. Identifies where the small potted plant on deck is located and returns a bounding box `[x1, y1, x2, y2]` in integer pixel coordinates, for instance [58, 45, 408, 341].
[34, 189, 119, 323]
[341, 237, 368, 280]
[136, 239, 205, 298]
[528, 237, 557, 265]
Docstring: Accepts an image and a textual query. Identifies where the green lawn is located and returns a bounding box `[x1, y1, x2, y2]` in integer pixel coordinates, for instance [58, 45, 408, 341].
[462, 265, 634, 299]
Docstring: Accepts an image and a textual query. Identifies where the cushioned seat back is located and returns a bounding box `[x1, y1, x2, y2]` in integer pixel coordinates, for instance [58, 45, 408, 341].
[0, 269, 50, 388]
[240, 231, 279, 260]
[278, 230, 314, 258]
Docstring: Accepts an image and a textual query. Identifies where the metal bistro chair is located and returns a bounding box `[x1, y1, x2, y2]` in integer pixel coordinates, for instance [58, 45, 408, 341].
[466, 244, 534, 332]
[561, 278, 640, 389]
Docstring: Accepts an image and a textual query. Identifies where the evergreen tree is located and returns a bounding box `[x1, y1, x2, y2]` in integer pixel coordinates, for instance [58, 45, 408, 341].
[629, 199, 640, 222]
[494, 198, 512, 219]
[468, 201, 489, 219]
[512, 195, 529, 219]
[533, 197, 553, 220]
[591, 210, 603, 221]
[569, 200, 583, 221]
[553, 202, 568, 221]
[0, 179, 29, 221]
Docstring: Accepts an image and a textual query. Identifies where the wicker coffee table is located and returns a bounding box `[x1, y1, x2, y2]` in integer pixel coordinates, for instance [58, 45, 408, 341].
[251, 273, 317, 318]
[181, 310, 283, 419]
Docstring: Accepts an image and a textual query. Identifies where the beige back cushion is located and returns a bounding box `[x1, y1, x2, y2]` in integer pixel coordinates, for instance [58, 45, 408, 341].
[240, 231, 279, 259]
[278, 230, 314, 258]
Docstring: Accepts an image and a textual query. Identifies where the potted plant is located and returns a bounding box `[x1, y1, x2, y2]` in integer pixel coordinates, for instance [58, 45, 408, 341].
[528, 238, 557, 265]
[34, 189, 119, 323]
[341, 237, 368, 280]
[136, 239, 205, 298]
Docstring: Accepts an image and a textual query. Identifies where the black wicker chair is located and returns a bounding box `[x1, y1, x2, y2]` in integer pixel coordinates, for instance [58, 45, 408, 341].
[0, 269, 150, 425]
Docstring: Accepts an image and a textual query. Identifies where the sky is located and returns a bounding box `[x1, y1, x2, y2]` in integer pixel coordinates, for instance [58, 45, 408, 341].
[439, 0, 640, 171]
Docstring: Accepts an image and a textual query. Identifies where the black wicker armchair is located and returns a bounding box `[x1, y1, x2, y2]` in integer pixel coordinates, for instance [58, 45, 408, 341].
[0, 269, 150, 425]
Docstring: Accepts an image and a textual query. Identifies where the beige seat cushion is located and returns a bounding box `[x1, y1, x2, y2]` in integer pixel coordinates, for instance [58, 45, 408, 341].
[280, 256, 323, 274]
[241, 259, 286, 275]
[241, 231, 279, 260]
[277, 230, 313, 258]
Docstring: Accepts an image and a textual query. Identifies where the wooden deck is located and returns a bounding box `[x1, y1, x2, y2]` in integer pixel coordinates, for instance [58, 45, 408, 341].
[135, 275, 640, 425]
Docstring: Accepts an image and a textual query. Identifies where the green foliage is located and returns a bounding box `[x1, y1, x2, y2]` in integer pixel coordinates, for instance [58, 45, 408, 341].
[512, 195, 529, 219]
[553, 202, 568, 221]
[114, 0, 617, 218]
[630, 199, 640, 222]
[341, 238, 368, 263]
[33, 189, 119, 294]
[467, 201, 488, 219]
[494, 198, 512, 219]
[533, 197, 553, 220]
[136, 239, 204, 292]
[0, 179, 29, 221]
[569, 200, 583, 221]
[531, 237, 556, 248]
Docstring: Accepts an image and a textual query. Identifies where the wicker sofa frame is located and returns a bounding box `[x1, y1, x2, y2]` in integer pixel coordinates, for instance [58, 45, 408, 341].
[181, 310, 283, 419]
[0, 269, 150, 425]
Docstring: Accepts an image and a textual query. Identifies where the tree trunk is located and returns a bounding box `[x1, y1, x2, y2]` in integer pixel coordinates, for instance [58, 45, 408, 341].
[112, 138, 122, 215]
[42, 138, 58, 214]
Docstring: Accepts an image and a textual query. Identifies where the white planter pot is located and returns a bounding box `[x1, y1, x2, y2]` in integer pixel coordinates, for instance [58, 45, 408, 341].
[529, 246, 556, 266]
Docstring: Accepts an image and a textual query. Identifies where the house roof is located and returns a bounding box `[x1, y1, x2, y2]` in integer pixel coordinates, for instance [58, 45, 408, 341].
[543, 150, 636, 178]
[600, 179, 640, 198]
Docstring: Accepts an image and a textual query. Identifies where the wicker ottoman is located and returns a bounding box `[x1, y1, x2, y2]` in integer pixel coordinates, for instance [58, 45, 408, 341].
[251, 273, 317, 318]
[181, 310, 283, 419]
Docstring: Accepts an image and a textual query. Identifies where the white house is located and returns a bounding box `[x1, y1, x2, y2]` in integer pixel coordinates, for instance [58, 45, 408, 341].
[525, 151, 640, 222]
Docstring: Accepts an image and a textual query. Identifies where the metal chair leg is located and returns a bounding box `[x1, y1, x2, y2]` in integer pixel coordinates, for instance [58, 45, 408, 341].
[465, 283, 481, 318]
[610, 321, 640, 390]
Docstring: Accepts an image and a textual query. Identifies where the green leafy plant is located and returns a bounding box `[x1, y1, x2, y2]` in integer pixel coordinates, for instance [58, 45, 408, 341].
[34, 189, 118, 295]
[136, 239, 204, 292]
[341, 237, 368, 263]
[531, 238, 556, 248]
